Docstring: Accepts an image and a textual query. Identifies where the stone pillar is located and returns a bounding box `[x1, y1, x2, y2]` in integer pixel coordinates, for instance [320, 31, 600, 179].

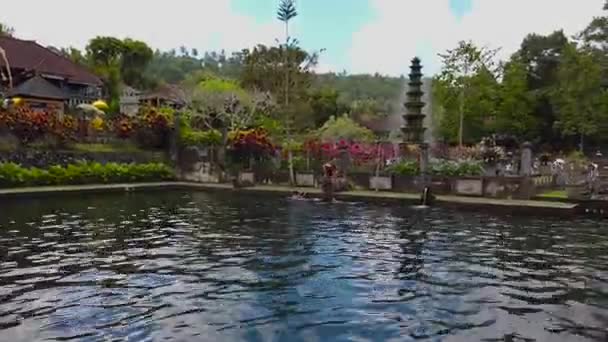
[170, 112, 181, 165]
[417, 143, 430, 191]
[419, 143, 429, 176]
[516, 142, 535, 199]
[337, 145, 351, 176]
[520, 142, 533, 176]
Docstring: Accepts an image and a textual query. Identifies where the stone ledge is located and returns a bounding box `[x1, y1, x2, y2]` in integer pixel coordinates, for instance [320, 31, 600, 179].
[0, 182, 579, 217]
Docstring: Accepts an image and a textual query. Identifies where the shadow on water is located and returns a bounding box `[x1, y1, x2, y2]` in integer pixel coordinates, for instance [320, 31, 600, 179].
[0, 191, 607, 341]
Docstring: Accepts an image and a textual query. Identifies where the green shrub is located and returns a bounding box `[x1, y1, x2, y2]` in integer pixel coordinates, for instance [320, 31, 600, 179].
[386, 160, 419, 176]
[386, 159, 484, 177]
[430, 160, 484, 177]
[181, 129, 222, 146]
[0, 162, 174, 188]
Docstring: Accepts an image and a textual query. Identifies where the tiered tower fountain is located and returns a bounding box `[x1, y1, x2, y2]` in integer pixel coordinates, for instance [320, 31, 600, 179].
[401, 57, 426, 144]
[401, 57, 430, 184]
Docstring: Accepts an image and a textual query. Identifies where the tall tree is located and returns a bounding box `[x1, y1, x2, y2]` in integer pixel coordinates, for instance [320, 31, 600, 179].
[85, 36, 154, 110]
[434, 66, 498, 144]
[120, 39, 154, 89]
[578, 1, 608, 53]
[552, 43, 607, 151]
[277, 0, 299, 184]
[86, 37, 125, 110]
[515, 30, 569, 147]
[277, 0, 298, 108]
[495, 58, 536, 140]
[241, 44, 316, 105]
[437, 40, 500, 145]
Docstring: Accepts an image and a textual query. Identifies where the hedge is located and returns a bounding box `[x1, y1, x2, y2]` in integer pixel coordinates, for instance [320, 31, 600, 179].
[0, 162, 174, 188]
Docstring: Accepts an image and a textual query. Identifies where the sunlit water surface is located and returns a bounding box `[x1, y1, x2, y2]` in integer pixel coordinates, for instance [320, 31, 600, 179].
[0, 191, 607, 341]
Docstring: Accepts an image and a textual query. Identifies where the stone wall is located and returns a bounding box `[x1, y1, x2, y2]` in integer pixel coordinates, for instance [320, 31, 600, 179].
[0, 149, 167, 168]
[345, 172, 549, 199]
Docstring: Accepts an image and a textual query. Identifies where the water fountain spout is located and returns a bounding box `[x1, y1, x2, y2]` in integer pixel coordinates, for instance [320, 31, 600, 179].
[420, 186, 434, 206]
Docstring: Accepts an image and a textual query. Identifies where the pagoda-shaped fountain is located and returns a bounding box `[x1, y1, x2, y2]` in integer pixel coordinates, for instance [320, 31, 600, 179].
[401, 57, 426, 145]
[401, 57, 429, 176]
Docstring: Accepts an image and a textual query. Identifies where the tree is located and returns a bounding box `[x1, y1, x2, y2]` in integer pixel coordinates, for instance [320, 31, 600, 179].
[60, 47, 88, 66]
[241, 44, 318, 119]
[309, 87, 339, 127]
[120, 39, 154, 89]
[515, 30, 569, 147]
[316, 114, 375, 142]
[437, 40, 500, 145]
[434, 66, 499, 144]
[277, 0, 298, 109]
[86, 37, 124, 111]
[277, 0, 298, 184]
[313, 73, 403, 119]
[463, 66, 500, 142]
[0, 23, 14, 37]
[85, 37, 154, 110]
[185, 78, 274, 170]
[552, 43, 607, 151]
[578, 1, 608, 53]
[86, 36, 124, 67]
[495, 58, 536, 139]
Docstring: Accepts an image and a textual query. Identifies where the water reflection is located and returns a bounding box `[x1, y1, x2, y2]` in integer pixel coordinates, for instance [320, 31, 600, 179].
[0, 192, 607, 341]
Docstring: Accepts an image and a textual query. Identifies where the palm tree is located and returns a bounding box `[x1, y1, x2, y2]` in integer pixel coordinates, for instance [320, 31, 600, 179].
[277, 0, 298, 184]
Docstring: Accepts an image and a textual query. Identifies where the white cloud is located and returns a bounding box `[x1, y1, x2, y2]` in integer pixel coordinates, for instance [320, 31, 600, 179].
[349, 0, 604, 76]
[0, 0, 282, 53]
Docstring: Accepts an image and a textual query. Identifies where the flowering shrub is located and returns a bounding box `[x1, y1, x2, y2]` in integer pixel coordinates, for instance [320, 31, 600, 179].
[48, 115, 78, 146]
[0, 107, 79, 146]
[113, 115, 135, 139]
[134, 107, 174, 149]
[0, 107, 51, 145]
[227, 128, 276, 167]
[302, 139, 397, 170]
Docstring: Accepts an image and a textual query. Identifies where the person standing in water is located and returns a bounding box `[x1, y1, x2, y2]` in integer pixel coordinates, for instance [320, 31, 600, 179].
[321, 160, 337, 202]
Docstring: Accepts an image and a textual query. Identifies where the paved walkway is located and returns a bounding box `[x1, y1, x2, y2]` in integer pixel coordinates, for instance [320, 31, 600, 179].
[0, 182, 579, 214]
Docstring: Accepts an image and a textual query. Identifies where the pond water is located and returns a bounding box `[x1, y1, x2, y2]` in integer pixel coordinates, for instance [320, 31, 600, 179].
[0, 191, 607, 342]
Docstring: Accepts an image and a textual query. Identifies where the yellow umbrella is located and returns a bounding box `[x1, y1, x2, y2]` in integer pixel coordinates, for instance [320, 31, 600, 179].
[11, 97, 23, 106]
[92, 100, 109, 112]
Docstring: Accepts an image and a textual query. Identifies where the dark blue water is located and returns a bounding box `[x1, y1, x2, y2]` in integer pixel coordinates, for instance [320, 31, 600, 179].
[0, 191, 607, 341]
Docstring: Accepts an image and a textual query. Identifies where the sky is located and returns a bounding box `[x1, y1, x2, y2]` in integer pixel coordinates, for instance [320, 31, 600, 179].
[0, 0, 605, 76]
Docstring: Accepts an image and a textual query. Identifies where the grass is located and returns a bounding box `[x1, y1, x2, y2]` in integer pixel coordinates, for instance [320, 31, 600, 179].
[536, 189, 567, 199]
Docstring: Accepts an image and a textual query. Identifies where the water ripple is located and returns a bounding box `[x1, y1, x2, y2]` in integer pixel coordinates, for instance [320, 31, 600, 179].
[0, 192, 607, 341]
